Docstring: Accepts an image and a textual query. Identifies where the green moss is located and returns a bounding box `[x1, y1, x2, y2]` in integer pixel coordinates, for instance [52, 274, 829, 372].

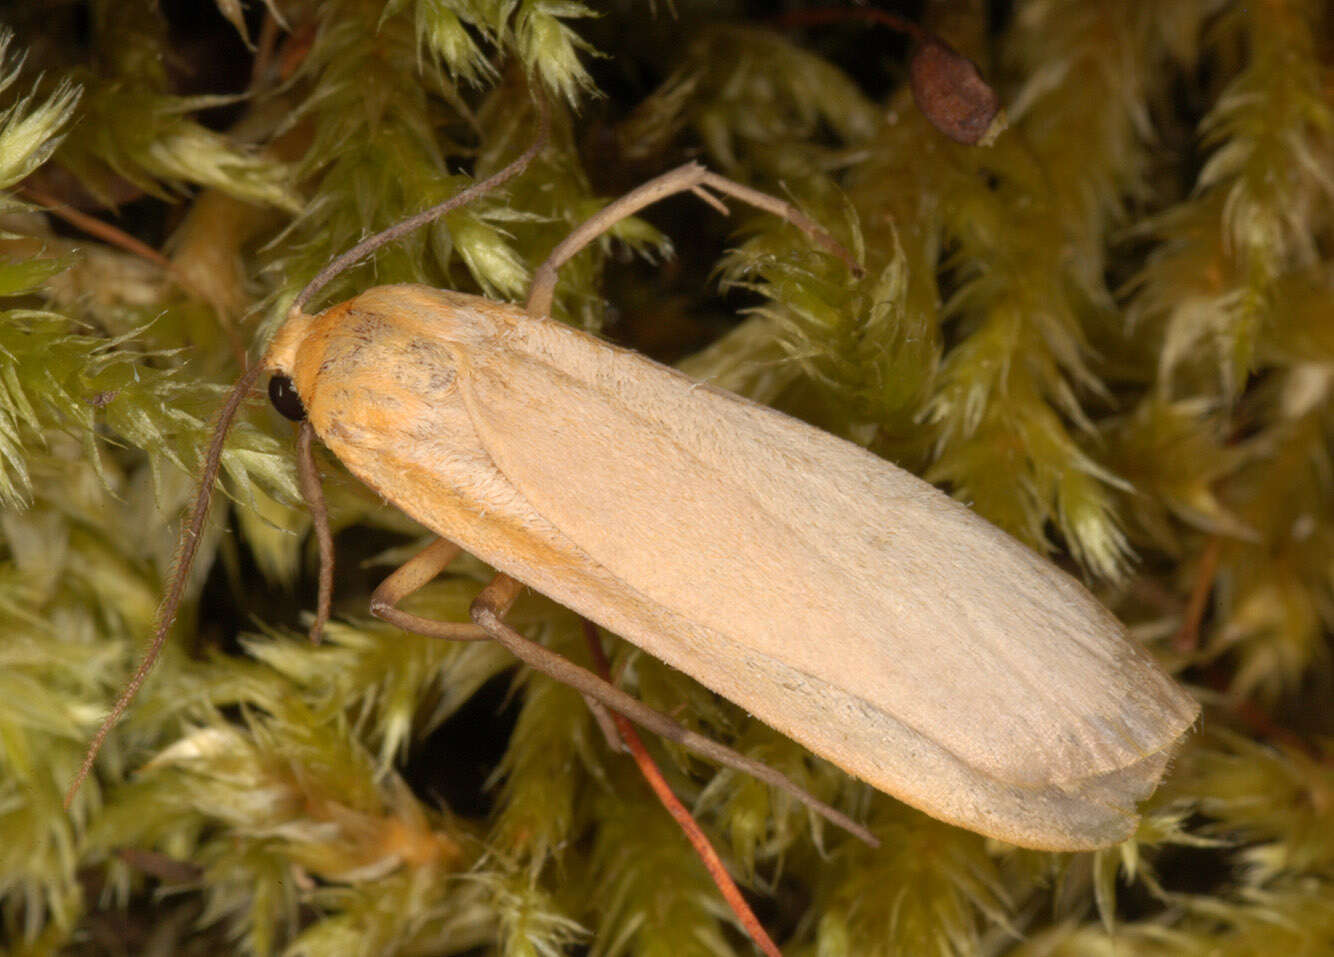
[1, 1, 1333, 954]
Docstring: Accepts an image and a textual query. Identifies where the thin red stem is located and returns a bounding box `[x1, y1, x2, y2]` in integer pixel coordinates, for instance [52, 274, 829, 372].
[582, 622, 783, 957]
[1174, 535, 1222, 653]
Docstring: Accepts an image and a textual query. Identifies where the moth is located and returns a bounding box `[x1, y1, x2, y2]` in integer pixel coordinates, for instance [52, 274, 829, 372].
[72, 123, 1198, 853]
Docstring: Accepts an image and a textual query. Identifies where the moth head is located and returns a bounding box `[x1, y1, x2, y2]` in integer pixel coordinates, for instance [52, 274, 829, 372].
[264, 307, 313, 375]
[264, 307, 316, 420]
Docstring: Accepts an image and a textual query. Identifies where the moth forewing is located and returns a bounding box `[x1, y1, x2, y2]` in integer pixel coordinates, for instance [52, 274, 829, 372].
[263, 283, 1198, 851]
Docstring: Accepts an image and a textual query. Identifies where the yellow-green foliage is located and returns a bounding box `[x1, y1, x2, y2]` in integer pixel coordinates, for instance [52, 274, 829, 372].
[1, 1, 1332, 954]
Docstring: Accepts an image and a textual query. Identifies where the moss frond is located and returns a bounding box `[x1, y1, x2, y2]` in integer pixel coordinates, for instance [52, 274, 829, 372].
[512, 0, 599, 105]
[585, 771, 740, 957]
[491, 611, 600, 864]
[98, 699, 471, 956]
[1182, 731, 1334, 883]
[808, 808, 1011, 957]
[1106, 396, 1252, 549]
[1208, 411, 1334, 701]
[402, 0, 496, 89]
[694, 721, 852, 881]
[618, 25, 881, 172]
[1130, 2, 1334, 396]
[0, 66, 80, 194]
[729, 218, 936, 437]
[55, 73, 299, 212]
[6, 4, 1334, 955]
[241, 583, 514, 768]
[920, 130, 1133, 576]
[475, 865, 589, 957]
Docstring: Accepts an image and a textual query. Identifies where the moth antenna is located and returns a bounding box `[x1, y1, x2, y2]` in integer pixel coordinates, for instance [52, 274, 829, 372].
[65, 363, 265, 809]
[290, 90, 552, 314]
[297, 420, 334, 644]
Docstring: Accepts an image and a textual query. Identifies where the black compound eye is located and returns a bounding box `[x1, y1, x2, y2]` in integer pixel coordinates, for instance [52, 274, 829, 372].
[268, 374, 306, 421]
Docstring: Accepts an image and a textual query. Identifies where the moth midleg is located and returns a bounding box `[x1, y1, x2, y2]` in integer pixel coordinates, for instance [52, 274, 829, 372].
[367, 540, 878, 846]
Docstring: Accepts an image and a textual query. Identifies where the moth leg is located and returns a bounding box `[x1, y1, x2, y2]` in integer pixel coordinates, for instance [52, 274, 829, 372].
[368, 541, 877, 844]
[370, 551, 618, 746]
[368, 537, 491, 641]
[582, 696, 630, 755]
[464, 573, 629, 749]
[299, 429, 491, 646]
[468, 579, 880, 847]
[576, 639, 631, 753]
[525, 164, 861, 317]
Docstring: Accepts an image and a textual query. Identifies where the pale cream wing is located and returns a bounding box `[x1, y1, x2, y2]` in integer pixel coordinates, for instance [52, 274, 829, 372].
[286, 287, 1196, 847]
[453, 316, 1196, 831]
